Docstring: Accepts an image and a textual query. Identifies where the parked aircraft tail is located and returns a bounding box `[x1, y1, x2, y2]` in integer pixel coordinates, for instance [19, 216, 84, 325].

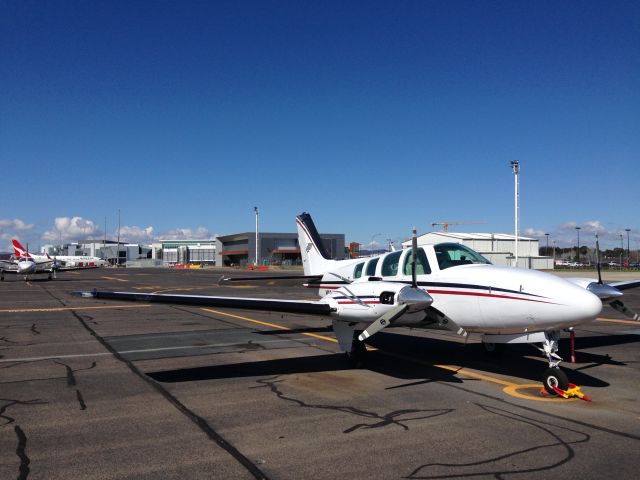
[12, 239, 30, 258]
[295, 213, 334, 276]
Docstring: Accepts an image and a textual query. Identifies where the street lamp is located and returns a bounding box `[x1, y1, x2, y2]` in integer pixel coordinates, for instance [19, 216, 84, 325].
[254, 207, 259, 266]
[510, 160, 520, 267]
[575, 226, 581, 264]
[544, 233, 549, 256]
[620, 234, 623, 269]
[552, 240, 556, 263]
[625, 228, 631, 267]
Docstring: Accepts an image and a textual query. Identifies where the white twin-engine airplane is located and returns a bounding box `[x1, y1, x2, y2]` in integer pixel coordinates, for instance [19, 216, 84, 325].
[74, 213, 640, 396]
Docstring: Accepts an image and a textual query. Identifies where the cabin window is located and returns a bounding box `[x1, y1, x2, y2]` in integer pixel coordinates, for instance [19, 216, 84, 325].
[434, 243, 491, 270]
[353, 262, 365, 279]
[381, 251, 402, 277]
[402, 247, 432, 275]
[365, 258, 379, 276]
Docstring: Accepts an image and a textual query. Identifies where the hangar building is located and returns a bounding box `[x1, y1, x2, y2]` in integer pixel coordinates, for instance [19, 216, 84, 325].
[402, 232, 553, 269]
[216, 231, 345, 267]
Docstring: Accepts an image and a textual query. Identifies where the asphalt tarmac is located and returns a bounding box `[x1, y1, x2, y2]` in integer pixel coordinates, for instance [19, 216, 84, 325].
[1, 267, 639, 479]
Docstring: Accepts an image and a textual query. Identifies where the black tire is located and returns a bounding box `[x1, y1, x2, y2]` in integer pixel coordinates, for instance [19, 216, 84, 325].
[345, 337, 367, 369]
[542, 367, 569, 395]
[482, 341, 504, 357]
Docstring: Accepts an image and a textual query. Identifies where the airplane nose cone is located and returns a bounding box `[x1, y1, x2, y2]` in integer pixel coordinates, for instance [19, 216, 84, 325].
[574, 288, 603, 321]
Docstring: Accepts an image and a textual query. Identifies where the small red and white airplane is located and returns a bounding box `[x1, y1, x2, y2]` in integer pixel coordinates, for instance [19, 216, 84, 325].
[74, 213, 640, 395]
[12, 239, 107, 268]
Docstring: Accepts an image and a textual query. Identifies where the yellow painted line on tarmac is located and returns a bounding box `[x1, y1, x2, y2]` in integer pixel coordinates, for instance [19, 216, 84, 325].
[200, 308, 569, 402]
[0, 305, 152, 313]
[101, 276, 129, 282]
[597, 317, 640, 325]
[201, 308, 339, 344]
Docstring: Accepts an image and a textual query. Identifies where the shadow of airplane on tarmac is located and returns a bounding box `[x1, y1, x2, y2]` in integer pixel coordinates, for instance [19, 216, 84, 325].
[142, 326, 640, 390]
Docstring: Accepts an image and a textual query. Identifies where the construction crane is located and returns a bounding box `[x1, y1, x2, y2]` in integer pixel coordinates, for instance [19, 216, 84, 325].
[431, 221, 486, 232]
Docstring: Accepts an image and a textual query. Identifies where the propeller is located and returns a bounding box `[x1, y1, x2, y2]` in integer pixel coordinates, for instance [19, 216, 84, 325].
[592, 234, 639, 320]
[358, 227, 434, 342]
[595, 234, 603, 285]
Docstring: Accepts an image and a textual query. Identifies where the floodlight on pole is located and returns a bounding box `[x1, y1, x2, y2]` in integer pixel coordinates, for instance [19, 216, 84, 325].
[626, 228, 631, 267]
[510, 160, 520, 267]
[620, 234, 624, 268]
[254, 207, 259, 266]
[545, 233, 549, 255]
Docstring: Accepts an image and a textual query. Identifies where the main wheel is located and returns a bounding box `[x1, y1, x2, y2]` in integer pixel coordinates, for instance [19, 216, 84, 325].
[542, 367, 569, 395]
[345, 336, 367, 369]
[482, 341, 504, 357]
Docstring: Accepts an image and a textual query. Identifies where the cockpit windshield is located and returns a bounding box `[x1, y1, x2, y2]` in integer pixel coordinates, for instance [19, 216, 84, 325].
[434, 243, 491, 270]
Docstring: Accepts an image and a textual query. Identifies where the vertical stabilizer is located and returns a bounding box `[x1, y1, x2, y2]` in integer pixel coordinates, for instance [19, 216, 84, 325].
[12, 239, 29, 258]
[296, 212, 333, 275]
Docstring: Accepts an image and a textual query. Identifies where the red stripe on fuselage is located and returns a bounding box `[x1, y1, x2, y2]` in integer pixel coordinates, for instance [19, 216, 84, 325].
[428, 289, 560, 305]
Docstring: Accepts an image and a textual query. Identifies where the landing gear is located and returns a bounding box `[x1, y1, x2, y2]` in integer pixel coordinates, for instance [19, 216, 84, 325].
[482, 341, 504, 357]
[538, 331, 568, 395]
[542, 367, 569, 395]
[345, 330, 367, 368]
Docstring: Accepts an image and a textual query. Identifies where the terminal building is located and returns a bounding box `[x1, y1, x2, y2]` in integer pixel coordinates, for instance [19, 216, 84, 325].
[402, 232, 553, 269]
[216, 231, 346, 267]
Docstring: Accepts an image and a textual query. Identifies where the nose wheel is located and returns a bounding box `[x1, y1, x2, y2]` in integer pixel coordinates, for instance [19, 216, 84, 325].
[538, 331, 570, 395]
[542, 367, 569, 395]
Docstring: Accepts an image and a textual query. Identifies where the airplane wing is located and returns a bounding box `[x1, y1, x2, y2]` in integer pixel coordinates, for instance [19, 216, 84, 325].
[73, 290, 333, 316]
[609, 280, 640, 291]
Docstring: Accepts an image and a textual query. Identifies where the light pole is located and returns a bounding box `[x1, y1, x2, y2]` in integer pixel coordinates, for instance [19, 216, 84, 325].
[544, 233, 549, 256]
[625, 228, 631, 267]
[575, 226, 581, 264]
[510, 160, 520, 267]
[116, 208, 121, 266]
[620, 234, 623, 269]
[552, 240, 556, 264]
[254, 207, 259, 266]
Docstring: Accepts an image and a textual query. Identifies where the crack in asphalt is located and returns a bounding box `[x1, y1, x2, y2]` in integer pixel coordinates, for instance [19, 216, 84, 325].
[15, 425, 30, 480]
[30, 324, 40, 335]
[253, 376, 453, 433]
[69, 309, 270, 480]
[406, 403, 590, 479]
[53, 360, 97, 387]
[76, 389, 87, 410]
[0, 398, 48, 426]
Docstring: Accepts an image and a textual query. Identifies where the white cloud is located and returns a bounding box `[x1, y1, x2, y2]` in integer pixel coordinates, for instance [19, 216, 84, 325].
[0, 218, 35, 231]
[158, 227, 215, 241]
[524, 228, 546, 238]
[118, 225, 154, 243]
[525, 220, 637, 248]
[42, 217, 101, 242]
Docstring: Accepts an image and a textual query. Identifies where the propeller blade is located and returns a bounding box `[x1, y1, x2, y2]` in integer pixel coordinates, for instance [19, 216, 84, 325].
[411, 227, 418, 288]
[358, 304, 408, 341]
[441, 316, 468, 338]
[595, 234, 602, 284]
[610, 299, 640, 321]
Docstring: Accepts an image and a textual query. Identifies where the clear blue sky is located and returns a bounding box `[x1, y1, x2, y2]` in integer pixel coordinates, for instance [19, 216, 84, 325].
[1, 0, 638, 250]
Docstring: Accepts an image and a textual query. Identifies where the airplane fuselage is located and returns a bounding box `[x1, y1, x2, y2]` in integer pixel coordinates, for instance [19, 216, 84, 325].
[313, 244, 602, 335]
